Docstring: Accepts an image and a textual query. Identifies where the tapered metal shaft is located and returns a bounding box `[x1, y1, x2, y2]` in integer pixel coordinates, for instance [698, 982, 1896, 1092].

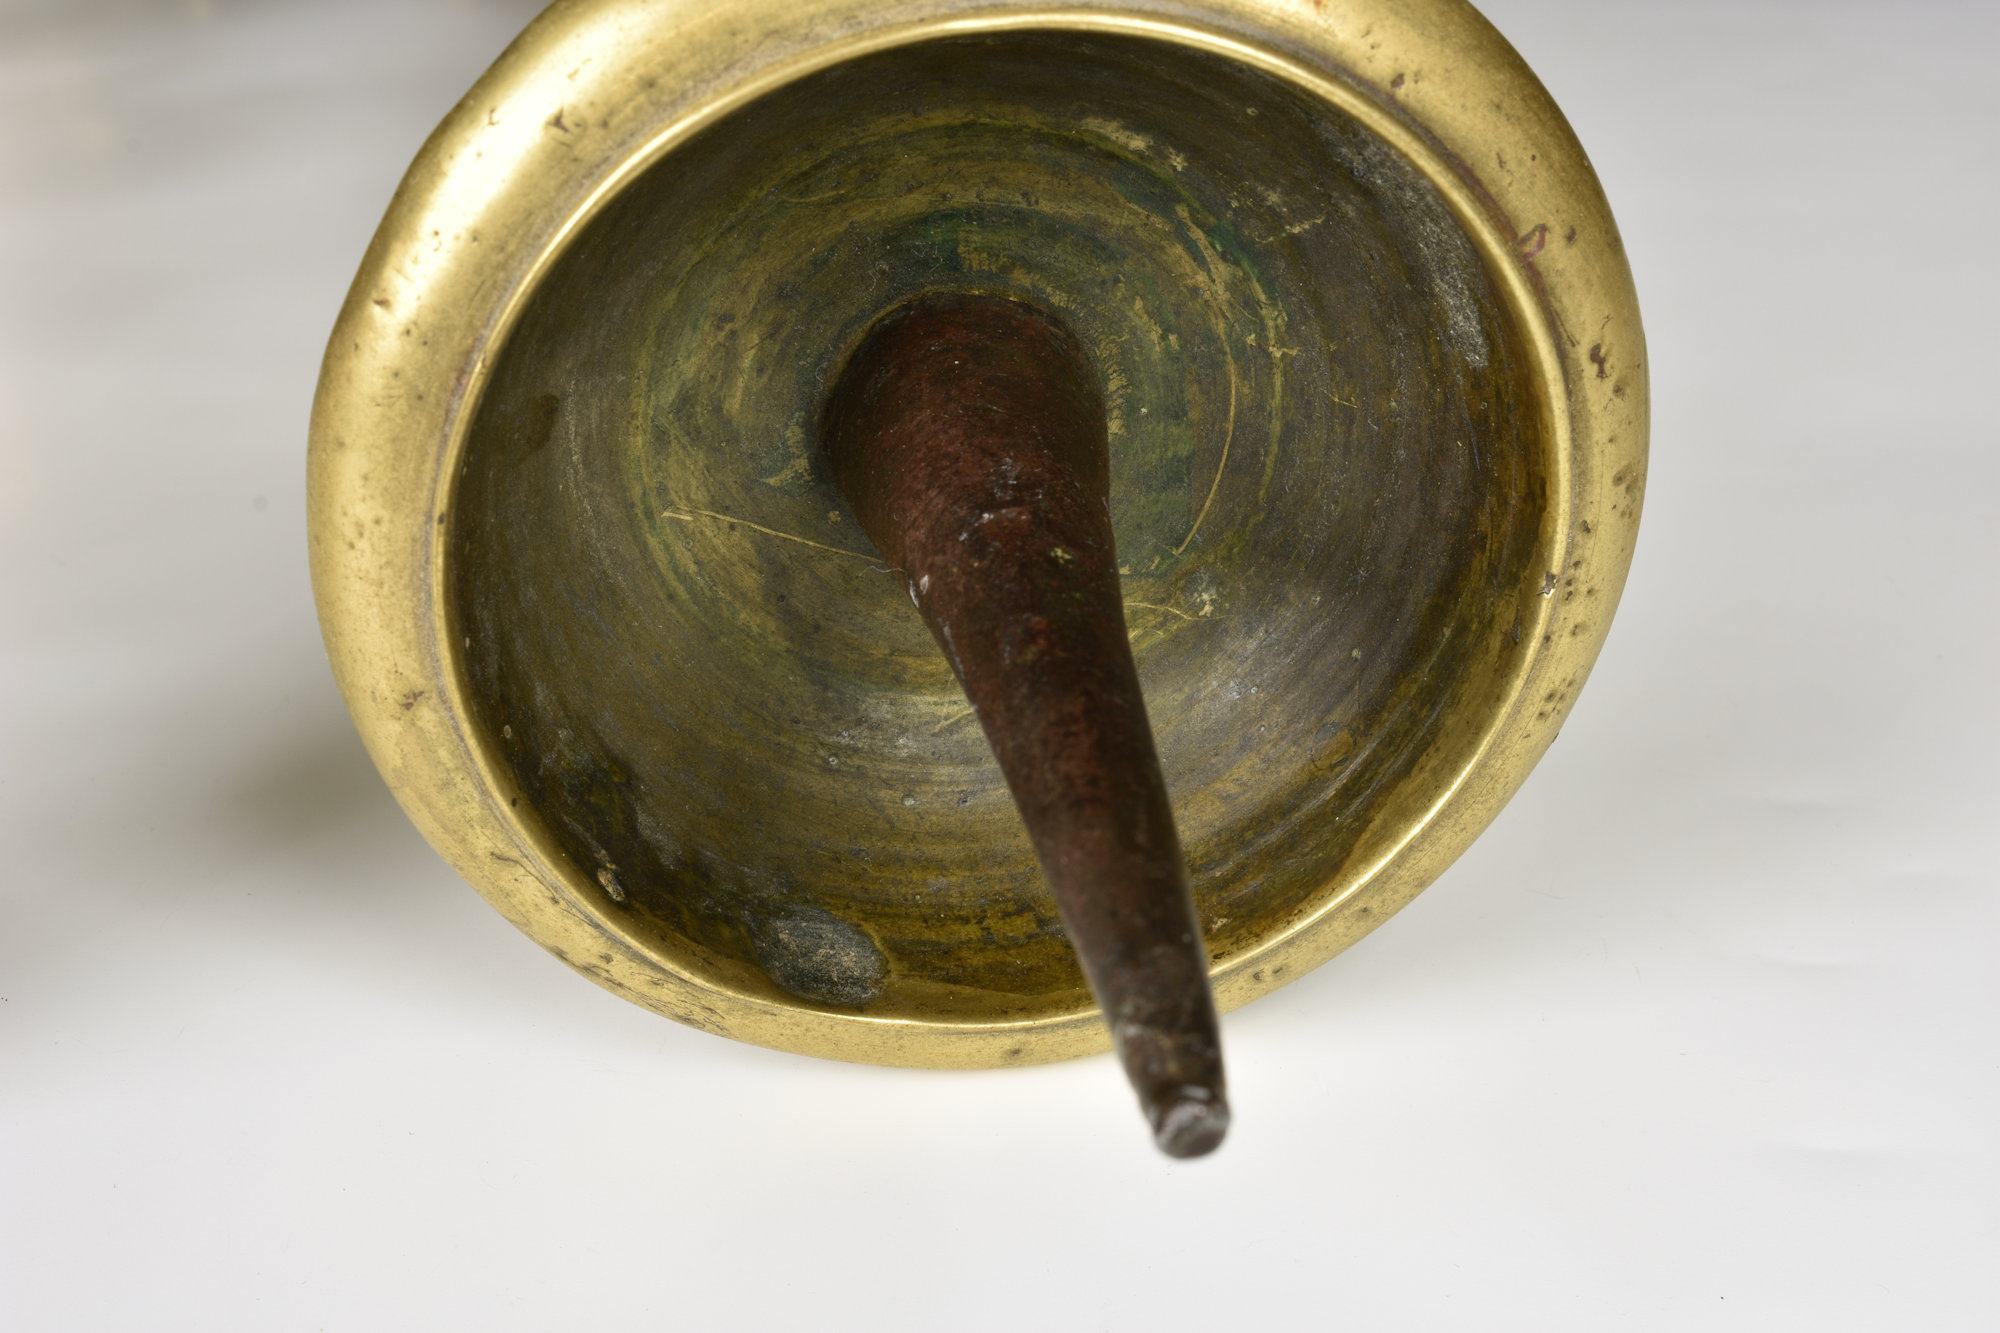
[823, 293, 1227, 1158]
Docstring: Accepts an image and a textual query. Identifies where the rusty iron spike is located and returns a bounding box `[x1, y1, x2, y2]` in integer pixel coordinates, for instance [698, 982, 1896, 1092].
[822, 292, 1228, 1158]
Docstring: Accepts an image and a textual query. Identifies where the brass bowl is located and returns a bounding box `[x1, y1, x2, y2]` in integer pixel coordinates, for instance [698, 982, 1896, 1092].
[309, 0, 1646, 1067]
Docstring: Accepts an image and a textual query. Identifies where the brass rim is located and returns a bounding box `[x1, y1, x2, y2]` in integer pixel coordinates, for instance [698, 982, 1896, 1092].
[309, 0, 1647, 1068]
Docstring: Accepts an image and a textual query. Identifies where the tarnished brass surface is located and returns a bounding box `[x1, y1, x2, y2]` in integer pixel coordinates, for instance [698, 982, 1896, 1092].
[309, 0, 1647, 1068]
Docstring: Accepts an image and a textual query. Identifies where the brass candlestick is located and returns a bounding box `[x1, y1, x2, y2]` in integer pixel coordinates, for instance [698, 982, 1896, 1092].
[309, 0, 1647, 1156]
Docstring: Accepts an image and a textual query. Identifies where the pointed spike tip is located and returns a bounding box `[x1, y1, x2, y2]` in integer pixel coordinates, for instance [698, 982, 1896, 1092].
[1149, 1085, 1230, 1159]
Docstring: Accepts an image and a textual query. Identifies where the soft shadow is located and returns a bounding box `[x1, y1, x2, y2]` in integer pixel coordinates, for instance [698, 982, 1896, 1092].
[210, 708, 410, 858]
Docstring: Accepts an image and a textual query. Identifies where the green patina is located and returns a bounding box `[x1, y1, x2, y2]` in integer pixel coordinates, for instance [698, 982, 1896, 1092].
[447, 33, 1545, 1019]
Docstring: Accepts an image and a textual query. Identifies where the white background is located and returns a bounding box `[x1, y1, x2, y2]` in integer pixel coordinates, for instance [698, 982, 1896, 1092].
[3, 1, 1994, 1327]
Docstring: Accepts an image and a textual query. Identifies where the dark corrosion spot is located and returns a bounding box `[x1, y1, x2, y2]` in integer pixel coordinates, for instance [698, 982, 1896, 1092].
[748, 907, 887, 1008]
